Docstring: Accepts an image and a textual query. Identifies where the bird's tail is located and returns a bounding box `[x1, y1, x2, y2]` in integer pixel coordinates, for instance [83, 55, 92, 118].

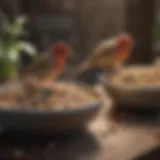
[22, 53, 50, 75]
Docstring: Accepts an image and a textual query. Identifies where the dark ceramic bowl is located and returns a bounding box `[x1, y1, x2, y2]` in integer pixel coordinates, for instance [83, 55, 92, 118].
[0, 81, 102, 133]
[104, 65, 160, 107]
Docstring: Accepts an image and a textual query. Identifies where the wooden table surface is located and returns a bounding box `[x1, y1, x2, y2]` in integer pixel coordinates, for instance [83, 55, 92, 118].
[87, 86, 160, 160]
[0, 86, 160, 160]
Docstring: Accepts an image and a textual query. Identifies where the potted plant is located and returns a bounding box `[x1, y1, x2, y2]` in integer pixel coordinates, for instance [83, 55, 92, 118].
[0, 11, 37, 82]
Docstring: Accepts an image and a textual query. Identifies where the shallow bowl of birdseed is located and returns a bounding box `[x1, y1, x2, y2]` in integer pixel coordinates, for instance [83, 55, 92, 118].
[0, 81, 102, 133]
[104, 65, 160, 107]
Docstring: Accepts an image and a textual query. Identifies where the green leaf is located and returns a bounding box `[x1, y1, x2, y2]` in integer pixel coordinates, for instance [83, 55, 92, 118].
[0, 59, 17, 80]
[4, 42, 20, 62]
[0, 39, 4, 57]
[19, 41, 37, 57]
[9, 15, 28, 38]
[0, 12, 37, 63]
[7, 50, 19, 62]
[15, 15, 27, 26]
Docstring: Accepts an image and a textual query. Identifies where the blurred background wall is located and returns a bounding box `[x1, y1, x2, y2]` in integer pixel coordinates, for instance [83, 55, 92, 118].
[0, 0, 157, 64]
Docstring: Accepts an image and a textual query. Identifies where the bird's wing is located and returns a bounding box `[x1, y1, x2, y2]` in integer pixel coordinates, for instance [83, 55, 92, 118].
[93, 37, 117, 57]
[23, 53, 52, 77]
[87, 37, 118, 67]
[28, 53, 50, 70]
[77, 36, 118, 73]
